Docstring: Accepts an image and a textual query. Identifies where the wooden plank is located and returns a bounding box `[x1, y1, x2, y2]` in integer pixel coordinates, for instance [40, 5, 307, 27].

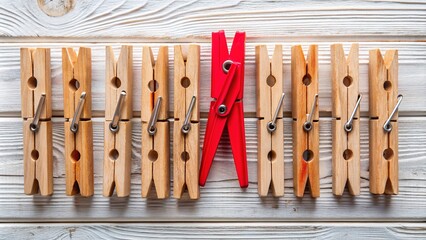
[0, 223, 425, 239]
[1, 0, 426, 39]
[0, 117, 424, 221]
[0, 42, 425, 116]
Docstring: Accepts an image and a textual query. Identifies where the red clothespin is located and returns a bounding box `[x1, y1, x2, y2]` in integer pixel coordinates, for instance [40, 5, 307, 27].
[199, 30, 248, 188]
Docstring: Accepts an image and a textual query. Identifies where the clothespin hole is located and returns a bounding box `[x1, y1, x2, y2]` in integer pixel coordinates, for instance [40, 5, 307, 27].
[71, 150, 81, 162]
[343, 149, 353, 160]
[267, 150, 276, 162]
[181, 77, 191, 88]
[383, 81, 392, 91]
[266, 74, 276, 87]
[383, 148, 394, 160]
[111, 77, 121, 88]
[222, 60, 233, 73]
[343, 76, 353, 87]
[69, 79, 80, 91]
[302, 149, 314, 162]
[109, 149, 119, 161]
[302, 74, 312, 86]
[31, 149, 39, 160]
[180, 151, 190, 162]
[148, 80, 159, 92]
[27, 76, 37, 90]
[148, 150, 158, 161]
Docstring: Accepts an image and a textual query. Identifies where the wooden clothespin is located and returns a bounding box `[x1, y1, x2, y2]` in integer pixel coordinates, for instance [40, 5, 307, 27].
[141, 46, 169, 199]
[255, 45, 284, 197]
[62, 47, 93, 197]
[173, 45, 200, 199]
[331, 44, 361, 196]
[291, 45, 320, 198]
[369, 49, 402, 195]
[21, 48, 53, 196]
[103, 46, 133, 197]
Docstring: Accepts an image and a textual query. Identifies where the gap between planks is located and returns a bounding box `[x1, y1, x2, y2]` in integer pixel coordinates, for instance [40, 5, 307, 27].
[1, 36, 426, 43]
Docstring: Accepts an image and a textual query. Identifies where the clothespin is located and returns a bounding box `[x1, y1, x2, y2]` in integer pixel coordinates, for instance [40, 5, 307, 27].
[369, 49, 402, 195]
[199, 30, 248, 188]
[103, 46, 133, 197]
[291, 45, 320, 198]
[141, 46, 169, 199]
[255, 45, 284, 197]
[173, 45, 200, 199]
[331, 44, 361, 196]
[20, 48, 53, 196]
[62, 47, 93, 197]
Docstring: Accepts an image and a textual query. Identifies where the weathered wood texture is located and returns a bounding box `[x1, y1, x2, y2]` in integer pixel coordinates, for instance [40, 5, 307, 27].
[0, 43, 425, 116]
[0, 223, 425, 239]
[0, 0, 425, 237]
[0, 117, 424, 221]
[0, 0, 425, 39]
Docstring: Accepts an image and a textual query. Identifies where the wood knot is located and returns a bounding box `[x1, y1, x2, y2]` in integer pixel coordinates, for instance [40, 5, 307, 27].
[37, 0, 75, 17]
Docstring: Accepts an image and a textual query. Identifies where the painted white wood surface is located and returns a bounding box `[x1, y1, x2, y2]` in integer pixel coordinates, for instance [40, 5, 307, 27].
[0, 0, 425, 238]
[1, 0, 425, 40]
[0, 223, 425, 239]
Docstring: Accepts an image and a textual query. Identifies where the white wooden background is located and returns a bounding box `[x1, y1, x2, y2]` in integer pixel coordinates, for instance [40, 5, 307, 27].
[0, 0, 425, 239]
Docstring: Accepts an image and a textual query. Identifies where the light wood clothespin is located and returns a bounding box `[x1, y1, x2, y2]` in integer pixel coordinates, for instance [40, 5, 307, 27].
[141, 46, 169, 199]
[62, 47, 93, 197]
[331, 44, 361, 196]
[255, 45, 284, 197]
[173, 45, 200, 199]
[291, 45, 320, 198]
[21, 48, 53, 196]
[369, 49, 402, 195]
[104, 46, 133, 197]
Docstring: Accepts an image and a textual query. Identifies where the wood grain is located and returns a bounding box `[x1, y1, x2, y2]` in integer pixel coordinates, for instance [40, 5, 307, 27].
[173, 45, 200, 199]
[369, 49, 399, 195]
[0, 223, 425, 239]
[1, 0, 426, 40]
[0, 0, 425, 235]
[0, 43, 425, 116]
[331, 44, 360, 196]
[0, 117, 424, 221]
[256, 45, 284, 197]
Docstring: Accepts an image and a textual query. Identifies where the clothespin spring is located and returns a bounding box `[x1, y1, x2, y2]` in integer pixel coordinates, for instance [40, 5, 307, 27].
[383, 94, 403, 133]
[303, 94, 319, 132]
[147, 96, 162, 136]
[344, 94, 362, 132]
[267, 93, 285, 133]
[182, 96, 196, 134]
[29, 93, 46, 132]
[109, 90, 127, 133]
[70, 92, 87, 133]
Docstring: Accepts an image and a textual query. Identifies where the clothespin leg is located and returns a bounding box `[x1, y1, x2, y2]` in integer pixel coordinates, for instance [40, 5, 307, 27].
[186, 123, 200, 199]
[115, 121, 132, 197]
[257, 119, 272, 196]
[227, 102, 248, 188]
[271, 118, 284, 196]
[173, 121, 186, 199]
[199, 102, 226, 186]
[152, 122, 169, 199]
[76, 120, 94, 197]
[64, 121, 78, 196]
[308, 121, 320, 198]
